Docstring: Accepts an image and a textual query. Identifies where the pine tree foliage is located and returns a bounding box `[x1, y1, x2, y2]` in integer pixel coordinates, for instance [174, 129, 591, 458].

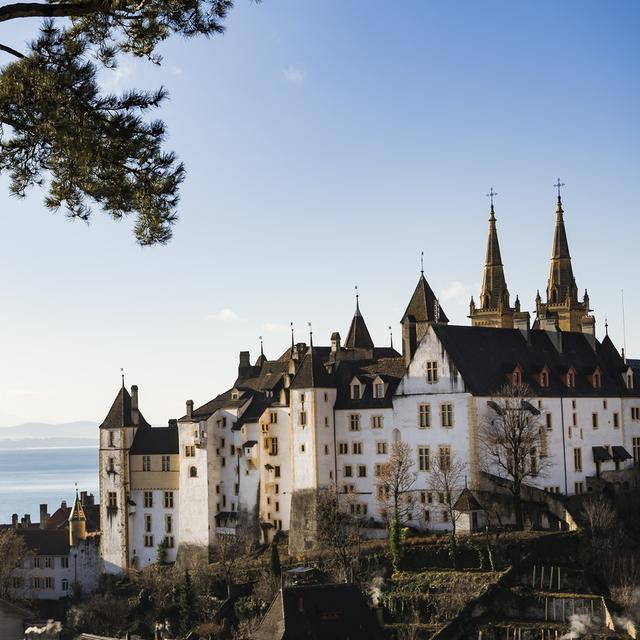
[0, 1, 237, 244]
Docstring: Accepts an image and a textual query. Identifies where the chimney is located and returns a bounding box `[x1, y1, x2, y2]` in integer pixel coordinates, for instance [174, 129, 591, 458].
[11, 514, 18, 528]
[514, 312, 531, 342]
[39, 504, 48, 530]
[186, 400, 194, 420]
[581, 315, 596, 349]
[330, 332, 341, 353]
[85, 493, 95, 506]
[131, 385, 139, 425]
[541, 316, 562, 352]
[238, 351, 252, 380]
[61, 500, 67, 509]
[168, 418, 178, 428]
[22, 514, 31, 527]
[80, 491, 87, 504]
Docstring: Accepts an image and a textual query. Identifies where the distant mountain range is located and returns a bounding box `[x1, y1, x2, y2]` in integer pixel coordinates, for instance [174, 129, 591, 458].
[0, 421, 99, 449]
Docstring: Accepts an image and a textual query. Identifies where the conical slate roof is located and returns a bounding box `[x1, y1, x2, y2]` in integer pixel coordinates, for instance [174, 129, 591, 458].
[401, 274, 449, 324]
[69, 495, 86, 522]
[98, 386, 151, 429]
[290, 348, 335, 389]
[344, 300, 374, 350]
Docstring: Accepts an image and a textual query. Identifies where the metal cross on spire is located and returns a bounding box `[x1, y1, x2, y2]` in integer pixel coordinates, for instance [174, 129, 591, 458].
[554, 178, 565, 198]
[486, 187, 498, 207]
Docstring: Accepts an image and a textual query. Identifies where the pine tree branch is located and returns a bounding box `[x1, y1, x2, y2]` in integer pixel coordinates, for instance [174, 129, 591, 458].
[0, 43, 25, 58]
[0, 2, 106, 23]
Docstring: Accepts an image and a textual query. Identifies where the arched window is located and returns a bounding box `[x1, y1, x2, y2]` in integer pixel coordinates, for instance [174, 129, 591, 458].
[392, 428, 401, 444]
[189, 466, 198, 478]
[541, 371, 549, 388]
[567, 371, 575, 388]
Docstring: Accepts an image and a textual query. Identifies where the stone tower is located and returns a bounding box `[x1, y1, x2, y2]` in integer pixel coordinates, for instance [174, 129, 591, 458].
[535, 191, 592, 333]
[69, 492, 87, 547]
[470, 200, 516, 328]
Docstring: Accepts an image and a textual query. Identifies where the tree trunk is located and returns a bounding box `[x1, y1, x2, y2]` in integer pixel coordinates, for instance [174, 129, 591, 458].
[513, 491, 524, 530]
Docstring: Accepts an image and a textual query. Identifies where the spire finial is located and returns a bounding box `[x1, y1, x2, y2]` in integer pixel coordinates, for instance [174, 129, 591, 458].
[120, 368, 125, 388]
[308, 322, 313, 347]
[605, 316, 609, 336]
[486, 187, 498, 210]
[355, 285, 359, 310]
[259, 335, 264, 357]
[420, 251, 424, 276]
[389, 325, 393, 350]
[75, 482, 78, 501]
[290, 322, 294, 350]
[554, 178, 565, 199]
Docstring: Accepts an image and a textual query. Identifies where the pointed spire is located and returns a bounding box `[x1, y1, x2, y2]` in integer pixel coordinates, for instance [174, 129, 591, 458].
[547, 180, 578, 305]
[69, 490, 86, 523]
[401, 273, 448, 325]
[478, 191, 509, 310]
[345, 292, 374, 350]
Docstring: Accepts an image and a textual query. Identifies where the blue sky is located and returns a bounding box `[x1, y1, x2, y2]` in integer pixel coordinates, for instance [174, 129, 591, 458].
[0, 0, 638, 425]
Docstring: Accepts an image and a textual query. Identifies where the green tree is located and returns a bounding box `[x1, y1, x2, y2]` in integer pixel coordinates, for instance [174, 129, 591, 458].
[0, 1, 243, 245]
[178, 568, 197, 634]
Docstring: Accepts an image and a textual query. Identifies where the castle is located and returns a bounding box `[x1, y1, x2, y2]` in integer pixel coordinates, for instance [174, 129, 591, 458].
[98, 191, 640, 572]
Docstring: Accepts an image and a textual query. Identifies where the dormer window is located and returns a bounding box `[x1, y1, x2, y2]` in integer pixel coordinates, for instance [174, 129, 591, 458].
[372, 377, 386, 399]
[425, 361, 439, 384]
[510, 364, 524, 386]
[625, 368, 634, 389]
[593, 372, 601, 389]
[350, 378, 363, 400]
[566, 369, 576, 388]
[540, 371, 549, 388]
[231, 389, 239, 400]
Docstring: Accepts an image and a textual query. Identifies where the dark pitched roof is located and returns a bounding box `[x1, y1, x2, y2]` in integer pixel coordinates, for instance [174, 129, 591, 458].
[334, 357, 405, 409]
[129, 425, 178, 455]
[253, 584, 386, 640]
[290, 349, 336, 389]
[234, 394, 269, 430]
[453, 488, 483, 512]
[432, 324, 640, 397]
[99, 387, 151, 430]
[48, 504, 100, 533]
[344, 302, 374, 350]
[18, 529, 70, 556]
[401, 274, 449, 324]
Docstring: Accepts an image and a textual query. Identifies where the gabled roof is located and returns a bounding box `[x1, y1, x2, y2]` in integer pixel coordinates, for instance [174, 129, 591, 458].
[454, 488, 483, 512]
[402, 274, 449, 324]
[290, 349, 335, 389]
[98, 386, 151, 430]
[344, 301, 374, 350]
[130, 425, 178, 455]
[431, 324, 640, 397]
[253, 584, 386, 640]
[18, 529, 70, 556]
[334, 357, 405, 409]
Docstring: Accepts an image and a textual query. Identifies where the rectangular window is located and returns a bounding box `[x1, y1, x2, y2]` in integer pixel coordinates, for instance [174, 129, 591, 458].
[144, 535, 154, 547]
[344, 465, 353, 478]
[374, 383, 384, 398]
[275, 465, 281, 477]
[352, 442, 363, 454]
[351, 384, 361, 400]
[339, 442, 348, 454]
[439, 446, 451, 471]
[546, 413, 552, 431]
[603, 400, 608, 410]
[376, 441, 388, 455]
[592, 413, 599, 429]
[44, 577, 54, 589]
[299, 411, 307, 426]
[108, 492, 117, 509]
[349, 414, 361, 431]
[631, 407, 640, 421]
[374, 463, 383, 477]
[357, 465, 367, 478]
[425, 361, 439, 383]
[142, 455, 151, 472]
[300, 444, 306, 453]
[572, 412, 577, 427]
[419, 404, 431, 429]
[418, 446, 430, 471]
[108, 431, 115, 447]
[633, 437, 640, 465]
[324, 444, 329, 455]
[43, 557, 52, 569]
[61, 557, 69, 569]
[161, 455, 170, 472]
[185, 445, 195, 457]
[574, 481, 585, 495]
[32, 557, 41, 569]
[270, 438, 279, 456]
[143, 491, 153, 508]
[61, 579, 69, 591]
[613, 412, 620, 429]
[441, 403, 453, 428]
[371, 415, 384, 429]
[424, 510, 430, 522]
[324, 416, 330, 427]
[574, 448, 582, 472]
[165, 536, 175, 548]
[269, 411, 278, 424]
[164, 491, 174, 508]
[165, 514, 173, 534]
[107, 457, 115, 472]
[144, 514, 152, 533]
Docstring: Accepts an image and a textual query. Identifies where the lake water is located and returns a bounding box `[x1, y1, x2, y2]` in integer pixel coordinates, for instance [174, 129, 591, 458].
[0, 447, 98, 524]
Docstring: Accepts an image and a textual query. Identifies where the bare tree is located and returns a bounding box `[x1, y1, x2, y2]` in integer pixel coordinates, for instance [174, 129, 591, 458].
[316, 487, 365, 583]
[0, 528, 28, 598]
[428, 451, 467, 541]
[377, 441, 417, 570]
[479, 383, 550, 529]
[583, 494, 617, 540]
